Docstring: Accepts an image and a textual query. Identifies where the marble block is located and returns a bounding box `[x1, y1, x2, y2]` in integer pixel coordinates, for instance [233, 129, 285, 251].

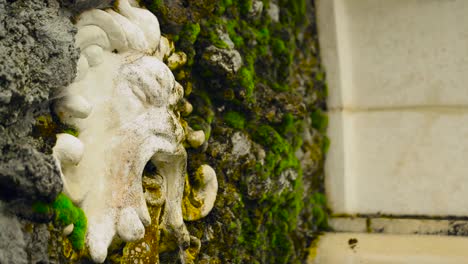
[310, 233, 468, 264]
[318, 0, 468, 109]
[326, 110, 468, 216]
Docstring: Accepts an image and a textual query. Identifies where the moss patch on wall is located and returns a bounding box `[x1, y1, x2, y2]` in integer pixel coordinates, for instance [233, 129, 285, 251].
[134, 0, 329, 262]
[34, 193, 87, 251]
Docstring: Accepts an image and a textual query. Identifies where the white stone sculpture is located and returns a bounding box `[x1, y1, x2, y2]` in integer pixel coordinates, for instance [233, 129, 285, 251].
[52, 1, 218, 262]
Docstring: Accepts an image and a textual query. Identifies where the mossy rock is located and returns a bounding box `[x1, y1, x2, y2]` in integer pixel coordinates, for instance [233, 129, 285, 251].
[34, 193, 87, 251]
[136, 0, 329, 263]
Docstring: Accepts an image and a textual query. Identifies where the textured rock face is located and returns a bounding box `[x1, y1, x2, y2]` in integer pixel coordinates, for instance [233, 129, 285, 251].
[140, 0, 329, 263]
[0, 0, 78, 202]
[59, 0, 113, 13]
[1, 1, 81, 263]
[0, 202, 27, 264]
[202, 45, 242, 75]
[0, 0, 327, 263]
[0, 143, 62, 203]
[0, 202, 50, 264]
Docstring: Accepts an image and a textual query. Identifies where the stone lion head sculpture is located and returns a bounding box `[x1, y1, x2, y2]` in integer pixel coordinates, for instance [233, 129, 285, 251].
[52, 1, 217, 262]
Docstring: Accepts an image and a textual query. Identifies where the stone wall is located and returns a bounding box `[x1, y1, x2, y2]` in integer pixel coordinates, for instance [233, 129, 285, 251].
[320, 0, 468, 217]
[141, 1, 328, 262]
[0, 0, 328, 263]
[0, 0, 78, 262]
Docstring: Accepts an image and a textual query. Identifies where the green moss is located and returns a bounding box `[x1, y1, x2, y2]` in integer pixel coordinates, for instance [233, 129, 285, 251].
[142, 0, 166, 15]
[238, 67, 255, 101]
[271, 83, 289, 92]
[176, 23, 201, 66]
[206, 19, 230, 49]
[53, 194, 79, 225]
[232, 35, 245, 48]
[224, 111, 246, 130]
[253, 125, 288, 154]
[270, 37, 293, 66]
[34, 114, 80, 139]
[250, 124, 302, 184]
[228, 221, 237, 230]
[321, 135, 330, 154]
[310, 192, 328, 230]
[216, 0, 234, 15]
[32, 201, 52, 215]
[279, 0, 307, 26]
[211, 35, 230, 49]
[244, 53, 255, 70]
[33, 115, 57, 141]
[139, 0, 327, 262]
[239, 0, 253, 16]
[265, 35, 293, 89]
[69, 208, 87, 250]
[226, 20, 244, 47]
[63, 127, 79, 137]
[196, 92, 215, 124]
[255, 28, 270, 44]
[270, 231, 293, 263]
[53, 194, 87, 250]
[257, 45, 268, 56]
[315, 71, 325, 82]
[35, 194, 87, 251]
[271, 38, 287, 55]
[179, 23, 201, 45]
[310, 109, 328, 133]
[278, 114, 296, 135]
[276, 150, 300, 174]
[237, 168, 305, 263]
[153, 0, 164, 8]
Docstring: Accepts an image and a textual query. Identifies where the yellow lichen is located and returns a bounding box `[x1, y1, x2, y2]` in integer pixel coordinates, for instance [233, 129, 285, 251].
[122, 206, 162, 264]
[307, 236, 321, 263]
[182, 173, 202, 221]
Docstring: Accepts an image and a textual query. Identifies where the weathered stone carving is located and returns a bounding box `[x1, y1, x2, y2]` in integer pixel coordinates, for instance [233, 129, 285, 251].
[52, 1, 218, 262]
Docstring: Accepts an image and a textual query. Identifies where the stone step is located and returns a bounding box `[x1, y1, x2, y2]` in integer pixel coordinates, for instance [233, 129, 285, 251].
[309, 233, 468, 264]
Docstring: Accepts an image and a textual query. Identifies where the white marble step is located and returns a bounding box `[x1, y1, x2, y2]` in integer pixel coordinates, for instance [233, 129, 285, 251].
[309, 233, 468, 264]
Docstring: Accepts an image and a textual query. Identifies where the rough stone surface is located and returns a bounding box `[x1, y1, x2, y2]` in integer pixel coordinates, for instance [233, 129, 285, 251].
[133, 0, 329, 263]
[267, 2, 280, 22]
[202, 45, 243, 75]
[231, 132, 251, 157]
[0, 0, 78, 202]
[215, 27, 235, 50]
[23, 221, 51, 264]
[248, 0, 264, 19]
[141, 0, 217, 33]
[0, 202, 27, 264]
[0, 1, 89, 263]
[59, 0, 114, 13]
[0, 1, 328, 263]
[0, 142, 62, 202]
[0, 201, 51, 264]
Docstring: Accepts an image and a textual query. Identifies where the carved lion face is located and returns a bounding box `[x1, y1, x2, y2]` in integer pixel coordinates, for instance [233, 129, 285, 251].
[52, 1, 217, 263]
